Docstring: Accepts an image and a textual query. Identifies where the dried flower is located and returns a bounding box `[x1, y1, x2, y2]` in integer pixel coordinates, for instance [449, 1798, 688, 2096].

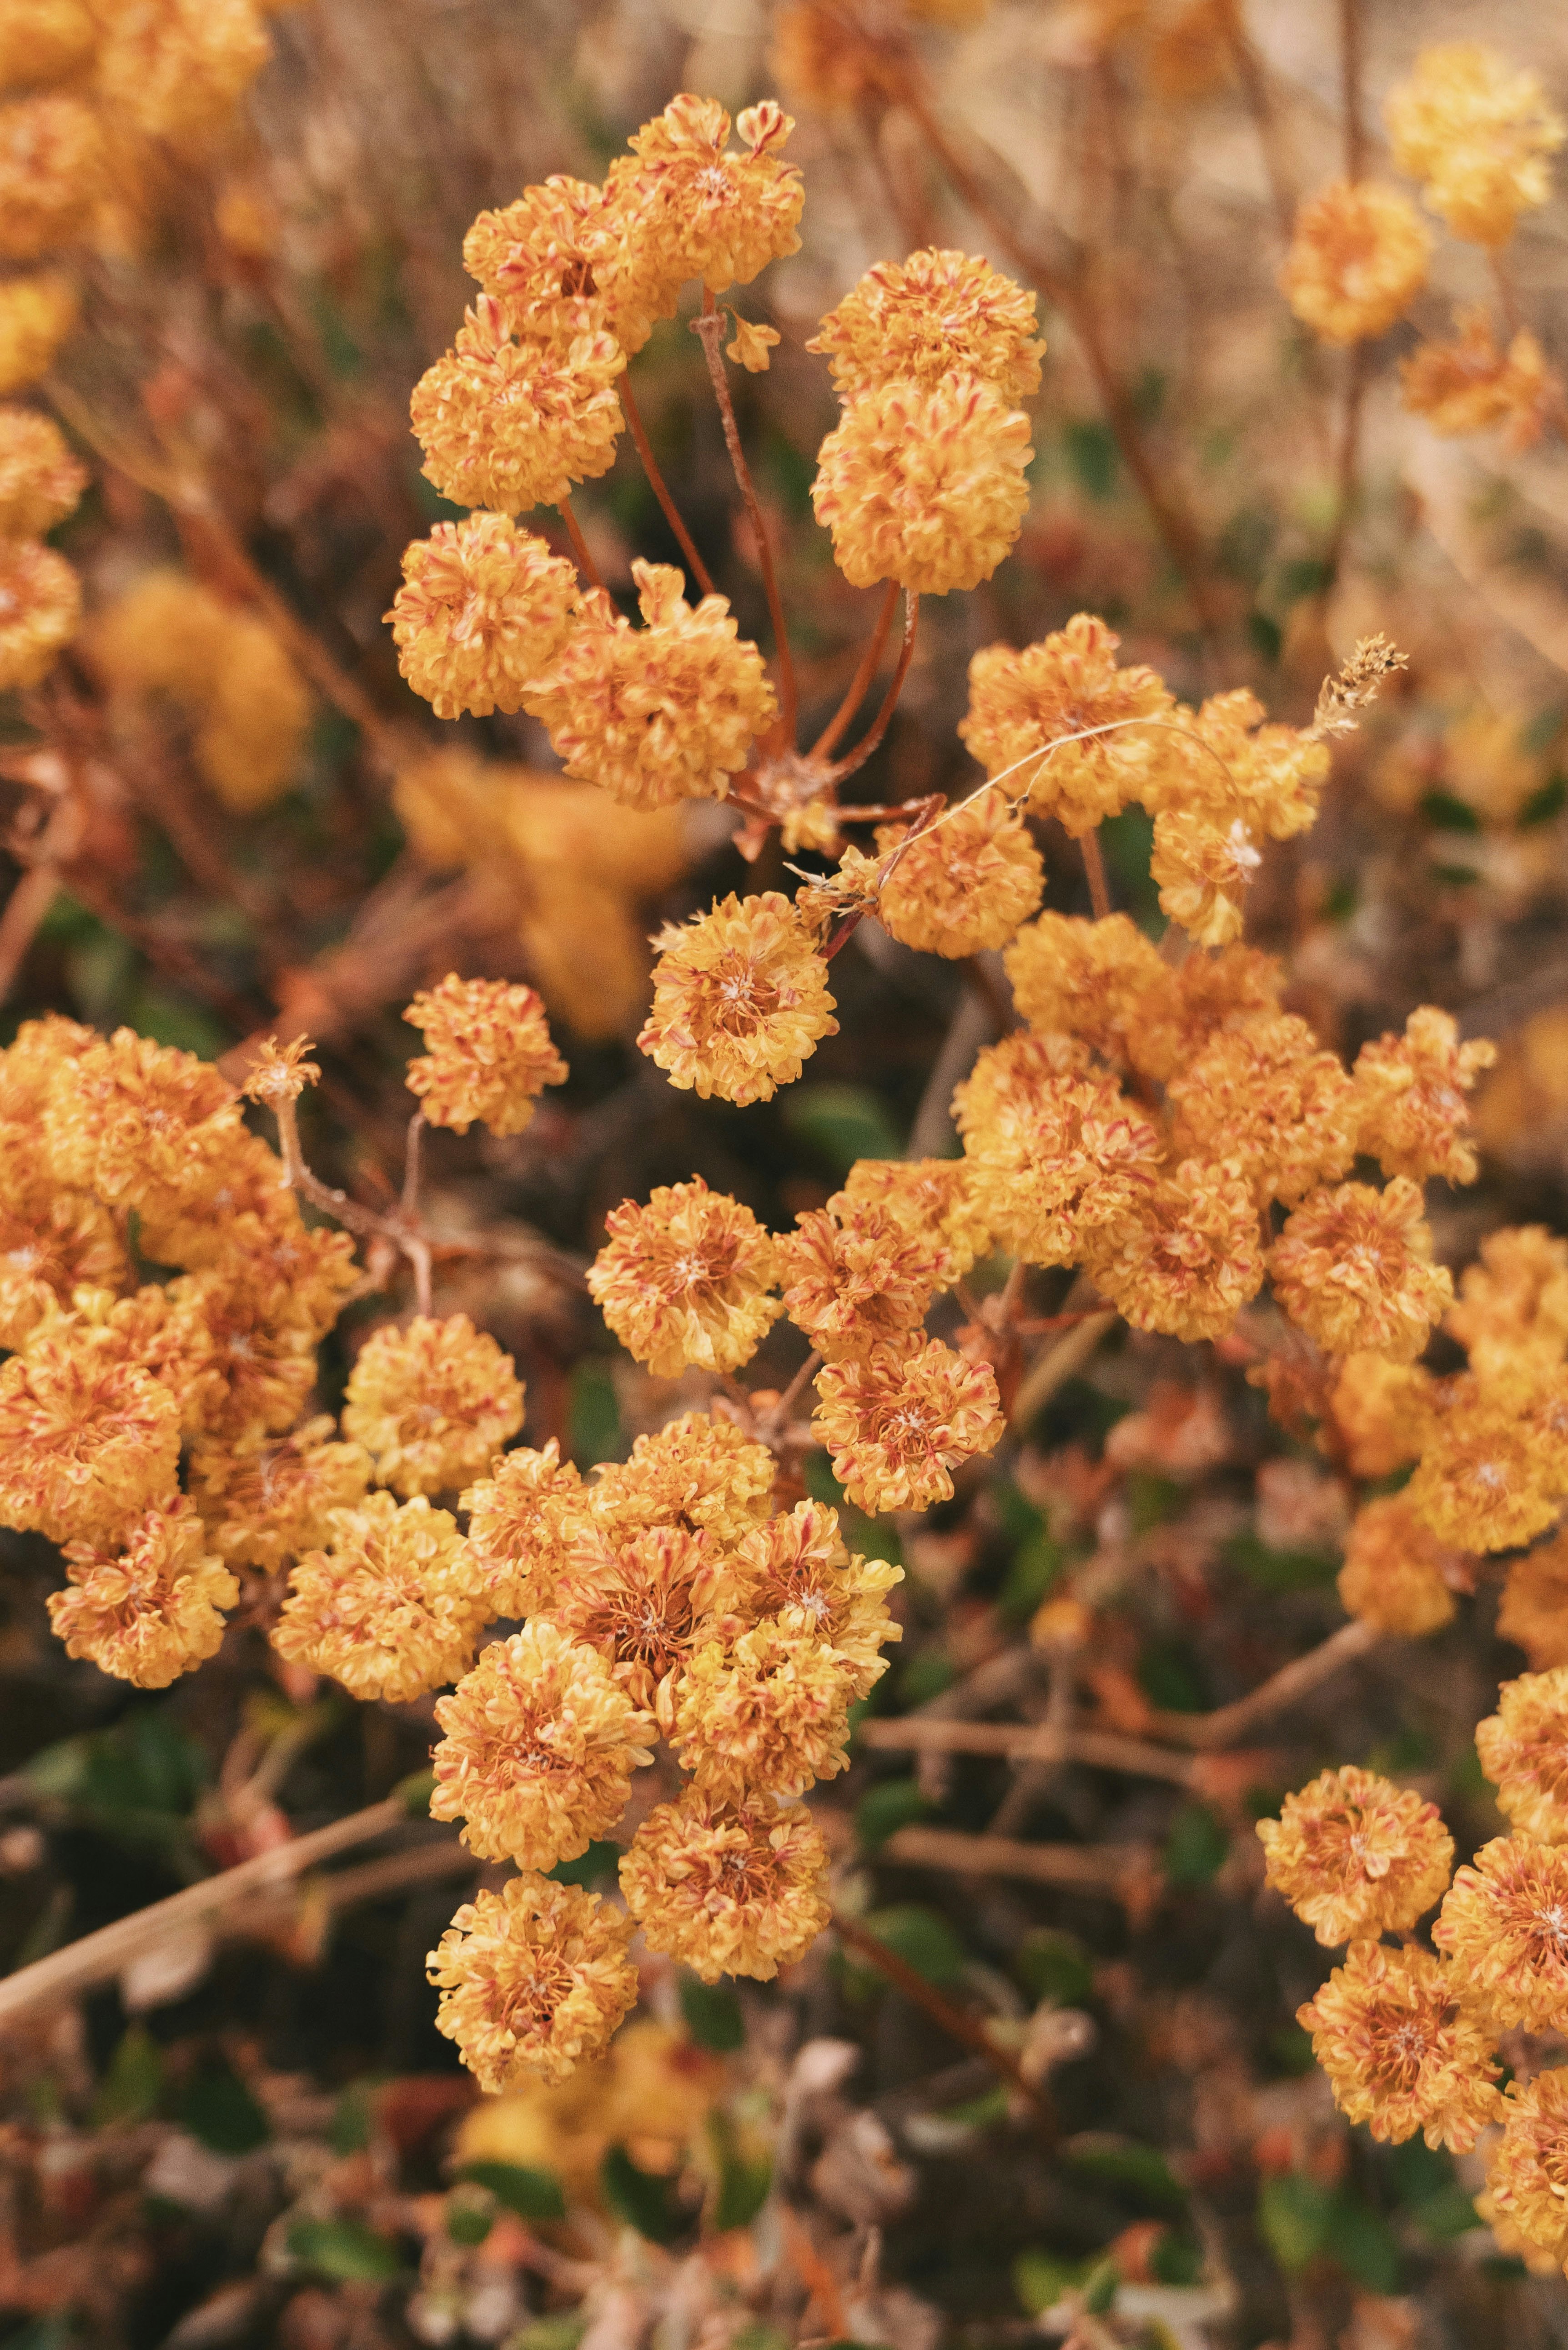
[588, 1176, 781, 1381]
[1336, 1493, 1462, 1639]
[550, 1522, 729, 1708]
[1485, 2072, 1568, 2268]
[0, 2, 95, 96]
[274, 1491, 487, 1702]
[388, 513, 580, 720]
[462, 1438, 583, 1618]
[1307, 634, 1408, 743]
[1297, 1941, 1501, 2151]
[1269, 1180, 1453, 1362]
[0, 536, 78, 688]
[813, 1336, 1003, 1514]
[462, 174, 657, 351]
[777, 1194, 947, 1361]
[1447, 1226, 1568, 1382]
[1256, 1764, 1455, 1944]
[620, 1788, 831, 1981]
[590, 1411, 778, 1549]
[531, 562, 776, 809]
[1387, 43, 1564, 247]
[1475, 1670, 1568, 1845]
[808, 246, 1044, 404]
[0, 95, 102, 260]
[1408, 1386, 1563, 1554]
[411, 298, 625, 514]
[1084, 1156, 1266, 1342]
[427, 1876, 638, 2090]
[43, 1025, 242, 1209]
[731, 1497, 902, 1699]
[0, 405, 84, 537]
[613, 95, 802, 302]
[94, 0, 271, 151]
[49, 1497, 239, 1689]
[431, 1620, 654, 1868]
[1434, 1836, 1568, 2030]
[1402, 310, 1563, 452]
[638, 890, 838, 1106]
[1126, 942, 1283, 1086]
[838, 1157, 990, 1281]
[187, 1417, 372, 1573]
[1352, 1008, 1495, 1187]
[1499, 1536, 1568, 1671]
[955, 1031, 1161, 1268]
[238, 1034, 320, 1108]
[1148, 808, 1262, 946]
[868, 787, 1043, 957]
[0, 1325, 181, 1547]
[0, 1179, 127, 1352]
[1281, 181, 1430, 344]
[960, 615, 1171, 835]
[670, 1623, 855, 1800]
[343, 1314, 524, 1498]
[404, 973, 567, 1137]
[1005, 911, 1162, 1064]
[812, 372, 1033, 595]
[0, 271, 76, 395]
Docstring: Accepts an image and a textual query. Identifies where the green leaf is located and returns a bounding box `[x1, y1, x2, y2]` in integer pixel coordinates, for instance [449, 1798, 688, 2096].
[600, 2144, 687, 2245]
[898, 1651, 956, 1706]
[1257, 2171, 1335, 2272]
[509, 2323, 587, 2350]
[94, 2025, 162, 2127]
[1331, 2196, 1401, 2294]
[1518, 772, 1567, 828]
[1412, 2186, 1480, 2242]
[1063, 418, 1118, 502]
[126, 989, 229, 1061]
[1279, 556, 1332, 605]
[679, 1977, 745, 2052]
[1151, 2229, 1206, 2285]
[329, 2080, 379, 2156]
[782, 1083, 900, 1175]
[730, 2328, 790, 2350]
[1247, 610, 1283, 663]
[569, 1362, 622, 1468]
[287, 2216, 402, 2282]
[445, 2186, 494, 2246]
[1223, 1533, 1339, 1593]
[178, 2059, 269, 2156]
[1082, 2257, 1120, 2315]
[1000, 1529, 1063, 1621]
[1162, 1803, 1229, 1887]
[548, 1841, 622, 1891]
[1061, 2134, 1187, 2216]
[854, 1778, 930, 1851]
[395, 1768, 437, 1817]
[710, 2112, 773, 2231]
[1015, 1928, 1093, 2008]
[1136, 1642, 1207, 1715]
[935, 2085, 1011, 2129]
[456, 2161, 567, 2221]
[1126, 1473, 1184, 1535]
[1266, 2024, 1316, 2078]
[1014, 2250, 1086, 2316]
[858, 1904, 965, 1990]
[1419, 789, 1483, 834]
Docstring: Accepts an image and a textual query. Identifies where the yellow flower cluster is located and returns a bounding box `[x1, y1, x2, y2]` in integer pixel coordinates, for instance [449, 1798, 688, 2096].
[1387, 42, 1564, 247]
[1281, 181, 1431, 345]
[0, 398, 83, 689]
[403, 972, 567, 1137]
[1402, 309, 1563, 452]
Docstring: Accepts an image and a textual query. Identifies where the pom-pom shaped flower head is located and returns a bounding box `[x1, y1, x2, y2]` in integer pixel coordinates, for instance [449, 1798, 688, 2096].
[343, 1314, 524, 1497]
[1297, 1941, 1501, 2152]
[670, 1622, 856, 1801]
[1282, 181, 1431, 344]
[411, 296, 625, 515]
[1434, 1837, 1568, 2030]
[0, 272, 76, 396]
[388, 514, 579, 720]
[960, 616, 1172, 836]
[639, 890, 838, 1105]
[1084, 1156, 1266, 1343]
[1447, 1225, 1568, 1382]
[0, 94, 102, 261]
[1269, 1178, 1452, 1361]
[1484, 2072, 1568, 2269]
[552, 1522, 730, 1711]
[427, 1876, 637, 2090]
[731, 1497, 902, 1699]
[777, 1192, 949, 1362]
[274, 1491, 488, 1702]
[531, 563, 776, 810]
[0, 0, 97, 91]
[462, 1438, 583, 1618]
[955, 1031, 1163, 1269]
[1353, 1008, 1495, 1187]
[814, 1336, 1003, 1514]
[0, 1325, 182, 1547]
[1256, 1765, 1455, 1944]
[1005, 911, 1162, 1066]
[1402, 310, 1561, 453]
[866, 787, 1043, 958]
[812, 372, 1033, 595]
[49, 1497, 239, 1689]
[1408, 1384, 1565, 1555]
[839, 1156, 990, 1282]
[404, 974, 567, 1138]
[620, 1787, 831, 1982]
[431, 1620, 654, 1870]
[808, 247, 1044, 403]
[1387, 43, 1565, 247]
[0, 405, 85, 537]
[0, 538, 80, 690]
[613, 96, 803, 303]
[0, 1178, 127, 1353]
[588, 1176, 782, 1381]
[1475, 1671, 1568, 1846]
[463, 174, 657, 351]
[1337, 1493, 1464, 1640]
[591, 1411, 778, 1551]
[93, 0, 271, 151]
[189, 1416, 372, 1574]
[1499, 1536, 1568, 1672]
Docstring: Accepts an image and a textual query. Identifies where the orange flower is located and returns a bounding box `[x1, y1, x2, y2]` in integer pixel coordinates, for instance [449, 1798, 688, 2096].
[1407, 1385, 1563, 1554]
[404, 974, 567, 1137]
[0, 1177, 128, 1352]
[777, 1194, 947, 1361]
[1434, 1837, 1568, 2029]
[410, 298, 625, 514]
[42, 1025, 242, 1212]
[670, 1623, 856, 1801]
[1125, 942, 1282, 1085]
[49, 1497, 239, 1689]
[1084, 1156, 1266, 1342]
[812, 372, 1033, 595]
[0, 404, 85, 537]
[613, 95, 802, 302]
[461, 1438, 585, 1619]
[431, 1620, 653, 1868]
[838, 1156, 990, 1281]
[1402, 310, 1562, 452]
[427, 1876, 638, 2090]
[960, 614, 1171, 835]
[343, 1314, 524, 1498]
[730, 1497, 902, 1699]
[620, 1788, 831, 1981]
[869, 787, 1044, 957]
[188, 1416, 372, 1574]
[1297, 1940, 1501, 2151]
[1387, 43, 1564, 247]
[274, 1491, 488, 1702]
[0, 94, 102, 261]
[1004, 911, 1162, 1065]
[1148, 807, 1262, 946]
[1447, 1226, 1568, 1381]
[589, 1411, 779, 1550]
[1352, 1007, 1495, 1186]
[1498, 1536, 1568, 1671]
[1326, 1353, 1435, 1479]
[589, 1176, 781, 1380]
[955, 1032, 1162, 1268]
[0, 1325, 181, 1547]
[550, 1522, 730, 1710]
[1475, 1670, 1568, 1845]
[1484, 2071, 1568, 2268]
[462, 173, 658, 352]
[1269, 1180, 1452, 1361]
[1281, 181, 1430, 344]
[808, 246, 1044, 404]
[1336, 1493, 1463, 1639]
[1256, 1764, 1454, 1944]
[813, 1336, 1002, 1513]
[638, 891, 838, 1106]
[0, 272, 76, 396]
[388, 514, 579, 720]
[0, 537, 79, 689]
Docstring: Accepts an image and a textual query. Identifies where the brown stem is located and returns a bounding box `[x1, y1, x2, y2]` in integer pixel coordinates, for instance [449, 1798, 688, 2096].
[1012, 1308, 1117, 1427]
[859, 1719, 1196, 1787]
[402, 1110, 426, 1220]
[692, 292, 799, 741]
[834, 1913, 1048, 2117]
[1145, 1620, 1379, 1750]
[811, 582, 899, 761]
[620, 377, 715, 596]
[826, 593, 918, 783]
[272, 1091, 433, 1312]
[1323, 339, 1368, 586]
[1225, 21, 1297, 243]
[1080, 828, 1113, 920]
[1339, 0, 1366, 183]
[0, 866, 58, 1004]
[762, 1347, 822, 1437]
[557, 495, 604, 593]
[876, 1824, 1156, 1907]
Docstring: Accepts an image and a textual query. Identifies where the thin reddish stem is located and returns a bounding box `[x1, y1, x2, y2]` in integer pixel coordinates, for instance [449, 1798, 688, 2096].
[557, 495, 604, 593]
[826, 593, 918, 784]
[620, 376, 715, 597]
[810, 581, 900, 761]
[834, 1912, 1049, 2118]
[1081, 827, 1113, 920]
[692, 291, 799, 742]
[1340, 0, 1366, 182]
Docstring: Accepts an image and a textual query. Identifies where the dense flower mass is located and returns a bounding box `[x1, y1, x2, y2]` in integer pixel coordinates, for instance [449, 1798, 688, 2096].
[427, 1877, 638, 2091]
[638, 891, 838, 1105]
[342, 1314, 524, 1497]
[404, 974, 567, 1136]
[1433, 1837, 1568, 2029]
[588, 1177, 781, 1380]
[1257, 1766, 1455, 1945]
[1268, 1180, 1453, 1361]
[1386, 42, 1564, 246]
[814, 1337, 1003, 1513]
[1297, 1941, 1500, 2151]
[960, 615, 1171, 833]
[1484, 2072, 1568, 2268]
[1475, 1669, 1568, 1844]
[811, 372, 1033, 595]
[49, 1498, 239, 1689]
[869, 787, 1044, 956]
[614, 95, 803, 301]
[274, 1492, 487, 1702]
[619, 1788, 831, 1981]
[1336, 1493, 1462, 1639]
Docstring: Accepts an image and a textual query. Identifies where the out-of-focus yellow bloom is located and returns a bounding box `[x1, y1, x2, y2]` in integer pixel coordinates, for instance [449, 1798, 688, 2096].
[94, 0, 271, 154]
[1336, 1493, 1462, 1639]
[0, 405, 84, 537]
[0, 271, 76, 393]
[1475, 1668, 1568, 1845]
[0, 95, 103, 261]
[1387, 43, 1564, 247]
[1352, 1007, 1494, 1187]
[0, 536, 78, 686]
[1448, 1226, 1568, 1382]
[1485, 2072, 1568, 2270]
[1326, 1353, 1434, 1480]
[0, 0, 96, 90]
[1499, 1535, 1568, 1671]
[1282, 181, 1430, 344]
[1402, 310, 1563, 451]
[1005, 911, 1162, 1066]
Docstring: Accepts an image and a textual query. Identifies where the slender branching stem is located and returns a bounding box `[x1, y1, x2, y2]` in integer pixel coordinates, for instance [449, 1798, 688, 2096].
[762, 1347, 823, 1439]
[826, 593, 918, 783]
[557, 495, 604, 592]
[1339, 0, 1366, 183]
[1080, 827, 1113, 920]
[811, 581, 900, 761]
[692, 291, 799, 741]
[620, 376, 716, 596]
[271, 1091, 433, 1312]
[834, 1911, 1050, 2118]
